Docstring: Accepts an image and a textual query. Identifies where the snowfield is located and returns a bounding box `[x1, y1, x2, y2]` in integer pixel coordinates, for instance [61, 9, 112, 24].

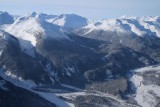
[5, 13, 69, 57]
[82, 16, 160, 37]
[129, 65, 160, 107]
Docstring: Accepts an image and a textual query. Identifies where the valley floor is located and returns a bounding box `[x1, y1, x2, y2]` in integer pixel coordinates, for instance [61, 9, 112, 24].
[0, 65, 160, 107]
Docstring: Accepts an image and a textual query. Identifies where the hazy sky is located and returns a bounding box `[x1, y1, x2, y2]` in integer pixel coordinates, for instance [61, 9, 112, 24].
[0, 0, 159, 19]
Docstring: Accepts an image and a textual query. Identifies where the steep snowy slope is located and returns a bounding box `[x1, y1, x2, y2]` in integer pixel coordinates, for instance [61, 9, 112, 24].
[139, 16, 160, 37]
[28, 12, 57, 20]
[5, 12, 69, 57]
[83, 18, 131, 35]
[48, 14, 88, 29]
[75, 16, 160, 38]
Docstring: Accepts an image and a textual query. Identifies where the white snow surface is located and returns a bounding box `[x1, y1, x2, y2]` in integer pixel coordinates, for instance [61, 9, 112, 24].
[129, 65, 160, 107]
[1, 12, 160, 50]
[1, 12, 160, 38]
[49, 14, 88, 29]
[134, 65, 160, 73]
[5, 14, 69, 57]
[82, 16, 160, 37]
[5, 17, 42, 57]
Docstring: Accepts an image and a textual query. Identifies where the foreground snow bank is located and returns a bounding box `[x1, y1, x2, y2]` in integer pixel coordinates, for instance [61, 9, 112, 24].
[129, 65, 160, 107]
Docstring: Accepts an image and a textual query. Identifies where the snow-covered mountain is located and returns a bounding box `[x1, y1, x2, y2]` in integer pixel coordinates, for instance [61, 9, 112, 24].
[0, 11, 160, 107]
[5, 12, 69, 57]
[50, 14, 88, 29]
[1, 11, 160, 39]
[127, 65, 160, 107]
[75, 16, 160, 38]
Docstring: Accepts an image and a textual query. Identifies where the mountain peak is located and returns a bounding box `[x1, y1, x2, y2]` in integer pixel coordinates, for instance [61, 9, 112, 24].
[0, 11, 9, 15]
[30, 12, 37, 17]
[51, 13, 88, 29]
[5, 13, 69, 57]
[26, 12, 39, 18]
[0, 11, 14, 25]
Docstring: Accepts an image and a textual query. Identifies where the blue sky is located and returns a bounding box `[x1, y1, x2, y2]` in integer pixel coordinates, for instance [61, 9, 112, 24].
[0, 0, 159, 19]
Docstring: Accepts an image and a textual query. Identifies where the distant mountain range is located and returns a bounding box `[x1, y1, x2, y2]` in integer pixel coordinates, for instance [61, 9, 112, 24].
[0, 11, 160, 107]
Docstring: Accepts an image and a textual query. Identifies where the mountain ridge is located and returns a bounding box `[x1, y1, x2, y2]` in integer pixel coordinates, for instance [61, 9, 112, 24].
[0, 11, 160, 107]
[1, 11, 160, 38]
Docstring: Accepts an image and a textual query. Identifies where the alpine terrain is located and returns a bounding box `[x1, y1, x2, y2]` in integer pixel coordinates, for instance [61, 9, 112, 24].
[0, 11, 160, 107]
